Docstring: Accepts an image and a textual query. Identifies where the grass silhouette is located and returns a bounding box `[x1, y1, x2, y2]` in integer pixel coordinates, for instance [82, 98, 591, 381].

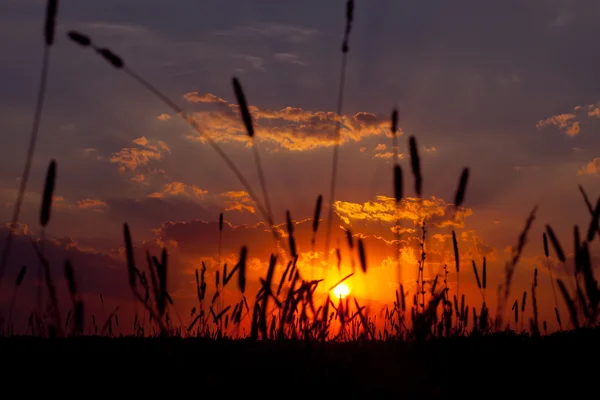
[0, 0, 59, 288]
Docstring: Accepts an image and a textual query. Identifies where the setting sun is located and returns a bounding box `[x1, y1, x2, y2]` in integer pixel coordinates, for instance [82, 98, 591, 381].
[333, 283, 350, 299]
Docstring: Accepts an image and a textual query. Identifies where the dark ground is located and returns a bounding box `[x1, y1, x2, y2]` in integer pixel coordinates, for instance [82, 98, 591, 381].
[1, 329, 598, 398]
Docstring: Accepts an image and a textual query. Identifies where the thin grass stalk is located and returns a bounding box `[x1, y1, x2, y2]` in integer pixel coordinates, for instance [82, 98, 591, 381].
[37, 230, 45, 321]
[218, 213, 224, 313]
[7, 266, 27, 332]
[452, 230, 460, 326]
[324, 0, 354, 272]
[232, 77, 276, 245]
[310, 195, 323, 281]
[543, 233, 561, 329]
[391, 109, 403, 303]
[0, 1, 59, 287]
[579, 185, 600, 239]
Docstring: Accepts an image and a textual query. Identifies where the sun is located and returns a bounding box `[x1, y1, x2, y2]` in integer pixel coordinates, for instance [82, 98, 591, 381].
[333, 283, 350, 299]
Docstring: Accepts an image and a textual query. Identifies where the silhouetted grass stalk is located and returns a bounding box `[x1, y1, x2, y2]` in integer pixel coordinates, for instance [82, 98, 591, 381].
[310, 195, 323, 281]
[452, 168, 469, 325]
[391, 109, 403, 303]
[232, 78, 276, 242]
[408, 136, 423, 312]
[542, 232, 561, 330]
[0, 0, 59, 289]
[324, 0, 354, 272]
[7, 266, 26, 332]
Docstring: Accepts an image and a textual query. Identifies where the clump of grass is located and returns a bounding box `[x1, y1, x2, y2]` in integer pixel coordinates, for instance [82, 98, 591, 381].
[122, 223, 168, 335]
[495, 206, 538, 328]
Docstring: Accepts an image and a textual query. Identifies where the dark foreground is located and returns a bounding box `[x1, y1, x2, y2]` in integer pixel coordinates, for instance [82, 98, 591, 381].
[1, 329, 598, 398]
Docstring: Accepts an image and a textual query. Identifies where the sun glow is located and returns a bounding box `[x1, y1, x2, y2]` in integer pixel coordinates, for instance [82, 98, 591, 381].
[333, 283, 350, 299]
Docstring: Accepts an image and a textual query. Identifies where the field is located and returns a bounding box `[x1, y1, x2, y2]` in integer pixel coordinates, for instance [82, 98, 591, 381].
[1, 330, 598, 396]
[1, 1, 599, 397]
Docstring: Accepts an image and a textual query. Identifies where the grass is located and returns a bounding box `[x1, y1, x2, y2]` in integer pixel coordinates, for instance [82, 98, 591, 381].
[0, 330, 598, 396]
[1, 0, 599, 396]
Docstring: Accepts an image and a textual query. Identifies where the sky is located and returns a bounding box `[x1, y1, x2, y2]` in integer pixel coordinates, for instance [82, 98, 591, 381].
[1, 0, 599, 334]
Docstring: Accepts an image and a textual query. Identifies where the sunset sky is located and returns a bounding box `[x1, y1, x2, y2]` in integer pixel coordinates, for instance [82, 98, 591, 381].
[1, 0, 599, 332]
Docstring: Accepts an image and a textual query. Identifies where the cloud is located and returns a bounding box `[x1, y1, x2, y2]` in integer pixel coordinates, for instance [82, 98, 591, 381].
[0, 224, 204, 334]
[76, 198, 108, 210]
[110, 136, 171, 178]
[334, 196, 473, 229]
[536, 113, 580, 136]
[0, 226, 131, 327]
[148, 182, 208, 200]
[182, 92, 397, 151]
[183, 93, 228, 105]
[219, 191, 256, 214]
[588, 105, 600, 118]
[83, 21, 148, 35]
[578, 158, 600, 176]
[233, 54, 265, 71]
[216, 23, 317, 43]
[374, 152, 396, 159]
[537, 103, 600, 137]
[157, 113, 171, 121]
[273, 53, 308, 66]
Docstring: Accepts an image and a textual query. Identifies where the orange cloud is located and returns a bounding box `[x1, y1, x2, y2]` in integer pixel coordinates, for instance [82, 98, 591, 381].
[537, 103, 600, 137]
[183, 92, 229, 105]
[157, 113, 171, 121]
[374, 152, 395, 159]
[536, 113, 580, 136]
[110, 136, 171, 176]
[148, 182, 209, 199]
[182, 92, 400, 151]
[76, 198, 108, 210]
[334, 195, 473, 228]
[219, 191, 256, 213]
[190, 185, 209, 198]
[588, 105, 600, 118]
[52, 196, 69, 210]
[131, 174, 146, 183]
[578, 158, 600, 175]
